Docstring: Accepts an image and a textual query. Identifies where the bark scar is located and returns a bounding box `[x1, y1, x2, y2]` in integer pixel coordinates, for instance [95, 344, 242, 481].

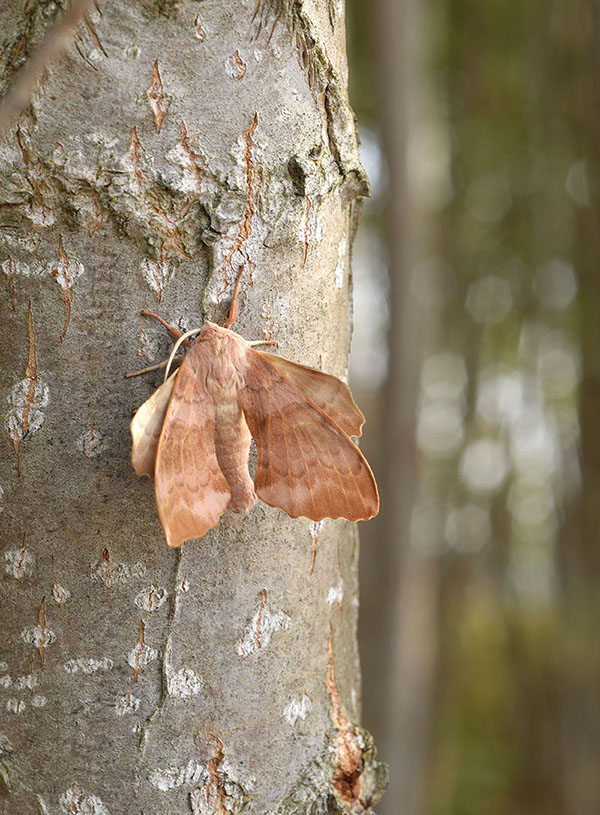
[147, 59, 169, 133]
[179, 121, 203, 197]
[125, 127, 144, 196]
[219, 112, 259, 297]
[51, 235, 81, 341]
[327, 625, 366, 811]
[232, 49, 247, 80]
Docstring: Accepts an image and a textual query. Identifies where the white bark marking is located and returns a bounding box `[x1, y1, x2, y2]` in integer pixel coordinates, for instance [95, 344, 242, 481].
[21, 623, 56, 650]
[166, 126, 204, 196]
[4, 544, 35, 579]
[6, 378, 50, 447]
[63, 657, 114, 675]
[149, 760, 208, 791]
[6, 698, 25, 714]
[0, 675, 12, 688]
[168, 666, 203, 699]
[226, 50, 247, 80]
[76, 428, 107, 458]
[127, 641, 158, 673]
[2, 257, 45, 278]
[31, 694, 47, 707]
[53, 582, 71, 606]
[283, 695, 312, 726]
[139, 257, 172, 301]
[190, 757, 254, 815]
[58, 784, 110, 814]
[48, 247, 83, 295]
[15, 673, 36, 691]
[115, 693, 141, 716]
[0, 661, 8, 672]
[327, 578, 344, 606]
[35, 794, 51, 815]
[236, 590, 291, 658]
[89, 555, 146, 587]
[137, 328, 159, 361]
[164, 635, 203, 699]
[134, 584, 168, 613]
[193, 16, 207, 41]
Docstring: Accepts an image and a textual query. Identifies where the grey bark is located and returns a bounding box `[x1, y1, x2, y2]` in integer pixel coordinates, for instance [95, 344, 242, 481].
[0, 2, 386, 813]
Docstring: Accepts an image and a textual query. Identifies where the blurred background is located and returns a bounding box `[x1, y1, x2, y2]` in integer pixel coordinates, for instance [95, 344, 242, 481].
[347, 1, 600, 814]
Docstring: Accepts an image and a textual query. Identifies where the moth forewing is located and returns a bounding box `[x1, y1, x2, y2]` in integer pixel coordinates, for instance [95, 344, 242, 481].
[154, 339, 231, 548]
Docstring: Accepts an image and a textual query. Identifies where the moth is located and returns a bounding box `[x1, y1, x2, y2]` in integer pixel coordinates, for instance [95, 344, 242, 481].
[130, 294, 379, 548]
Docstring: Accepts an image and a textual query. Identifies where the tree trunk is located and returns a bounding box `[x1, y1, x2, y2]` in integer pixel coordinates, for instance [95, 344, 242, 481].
[0, 2, 386, 813]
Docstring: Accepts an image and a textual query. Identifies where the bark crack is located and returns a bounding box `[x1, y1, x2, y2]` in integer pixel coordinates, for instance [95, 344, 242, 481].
[138, 547, 184, 752]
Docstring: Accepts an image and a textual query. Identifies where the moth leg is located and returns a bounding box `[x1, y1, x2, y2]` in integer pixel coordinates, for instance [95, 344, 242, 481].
[224, 266, 244, 329]
[140, 310, 190, 344]
[124, 356, 182, 379]
[247, 340, 278, 348]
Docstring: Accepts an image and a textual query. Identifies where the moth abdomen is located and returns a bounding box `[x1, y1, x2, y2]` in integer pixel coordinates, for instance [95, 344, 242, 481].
[212, 398, 256, 515]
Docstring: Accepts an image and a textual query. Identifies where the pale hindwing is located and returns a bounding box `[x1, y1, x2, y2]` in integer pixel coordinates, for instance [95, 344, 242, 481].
[256, 351, 365, 437]
[155, 343, 231, 547]
[240, 351, 379, 522]
[131, 372, 177, 477]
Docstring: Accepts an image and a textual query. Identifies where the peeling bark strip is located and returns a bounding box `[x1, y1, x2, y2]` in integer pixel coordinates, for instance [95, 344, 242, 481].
[147, 59, 169, 133]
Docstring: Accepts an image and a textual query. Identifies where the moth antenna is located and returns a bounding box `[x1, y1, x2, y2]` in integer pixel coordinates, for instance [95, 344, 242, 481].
[247, 340, 278, 348]
[224, 265, 244, 329]
[164, 327, 203, 381]
[140, 310, 187, 344]
[124, 356, 182, 379]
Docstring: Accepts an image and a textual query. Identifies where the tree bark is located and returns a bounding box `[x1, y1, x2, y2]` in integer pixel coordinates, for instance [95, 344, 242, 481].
[0, 2, 386, 813]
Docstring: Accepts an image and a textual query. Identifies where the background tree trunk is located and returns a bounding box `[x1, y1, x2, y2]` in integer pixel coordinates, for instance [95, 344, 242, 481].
[0, 2, 386, 813]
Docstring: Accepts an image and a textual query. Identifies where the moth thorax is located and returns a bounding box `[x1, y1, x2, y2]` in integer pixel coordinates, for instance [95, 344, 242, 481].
[205, 352, 242, 402]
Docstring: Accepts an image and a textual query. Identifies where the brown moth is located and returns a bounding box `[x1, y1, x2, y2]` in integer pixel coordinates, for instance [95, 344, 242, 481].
[130, 304, 379, 548]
